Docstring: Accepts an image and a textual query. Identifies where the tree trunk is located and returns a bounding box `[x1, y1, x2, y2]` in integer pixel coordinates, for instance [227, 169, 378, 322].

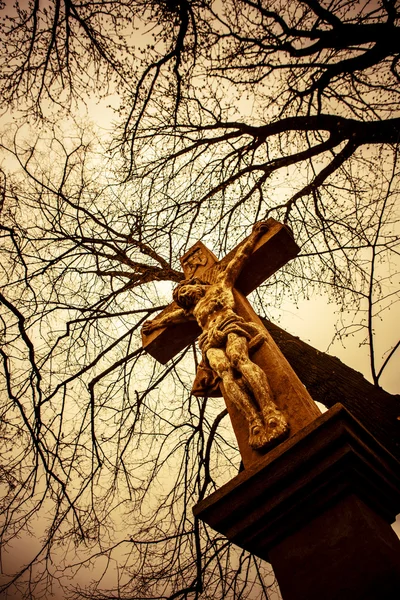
[262, 318, 400, 462]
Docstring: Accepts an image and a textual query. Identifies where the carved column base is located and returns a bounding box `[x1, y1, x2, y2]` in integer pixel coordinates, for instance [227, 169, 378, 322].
[193, 404, 400, 600]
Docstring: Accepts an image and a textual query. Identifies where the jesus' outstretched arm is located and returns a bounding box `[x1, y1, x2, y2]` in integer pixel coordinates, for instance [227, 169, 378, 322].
[142, 307, 189, 335]
[223, 221, 270, 287]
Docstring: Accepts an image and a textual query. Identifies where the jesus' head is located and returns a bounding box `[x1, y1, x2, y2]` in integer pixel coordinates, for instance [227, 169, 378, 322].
[173, 278, 209, 310]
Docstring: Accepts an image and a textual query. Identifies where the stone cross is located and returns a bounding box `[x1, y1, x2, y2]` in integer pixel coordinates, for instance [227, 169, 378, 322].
[141, 218, 320, 468]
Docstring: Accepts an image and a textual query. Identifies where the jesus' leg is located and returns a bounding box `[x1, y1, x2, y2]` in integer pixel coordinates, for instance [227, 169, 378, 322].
[225, 333, 289, 444]
[206, 347, 270, 449]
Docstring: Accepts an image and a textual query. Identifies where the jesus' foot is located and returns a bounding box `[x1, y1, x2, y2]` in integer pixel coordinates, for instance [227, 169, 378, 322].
[262, 406, 289, 443]
[248, 418, 271, 450]
[248, 408, 289, 450]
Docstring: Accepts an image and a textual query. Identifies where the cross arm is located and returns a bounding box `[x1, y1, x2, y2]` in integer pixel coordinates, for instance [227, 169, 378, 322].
[141, 219, 300, 364]
[219, 219, 300, 296]
[141, 302, 201, 364]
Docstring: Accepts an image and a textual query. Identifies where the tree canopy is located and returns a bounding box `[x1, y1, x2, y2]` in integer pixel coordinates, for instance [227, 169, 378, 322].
[0, 1, 399, 598]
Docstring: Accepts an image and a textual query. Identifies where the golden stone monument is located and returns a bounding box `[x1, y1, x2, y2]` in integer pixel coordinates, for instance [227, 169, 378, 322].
[143, 222, 289, 450]
[142, 218, 320, 467]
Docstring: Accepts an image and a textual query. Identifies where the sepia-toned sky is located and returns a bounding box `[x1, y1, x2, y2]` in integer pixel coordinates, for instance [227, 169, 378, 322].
[1, 1, 399, 598]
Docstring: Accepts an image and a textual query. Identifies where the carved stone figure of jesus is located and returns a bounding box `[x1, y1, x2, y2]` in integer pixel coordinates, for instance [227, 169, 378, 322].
[142, 222, 289, 450]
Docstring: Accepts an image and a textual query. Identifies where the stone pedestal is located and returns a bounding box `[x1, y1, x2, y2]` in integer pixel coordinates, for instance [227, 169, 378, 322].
[193, 404, 400, 600]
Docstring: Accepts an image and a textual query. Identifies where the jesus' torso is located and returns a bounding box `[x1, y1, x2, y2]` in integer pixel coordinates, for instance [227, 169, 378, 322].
[192, 281, 236, 332]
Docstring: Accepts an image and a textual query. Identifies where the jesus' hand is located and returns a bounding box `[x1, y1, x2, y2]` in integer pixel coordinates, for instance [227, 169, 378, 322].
[252, 221, 269, 236]
[142, 319, 159, 335]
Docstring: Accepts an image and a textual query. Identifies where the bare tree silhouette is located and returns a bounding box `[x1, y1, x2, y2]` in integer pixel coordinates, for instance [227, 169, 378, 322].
[0, 1, 399, 598]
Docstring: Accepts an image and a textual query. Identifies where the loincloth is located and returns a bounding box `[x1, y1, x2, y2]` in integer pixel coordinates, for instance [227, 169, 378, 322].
[198, 313, 266, 362]
[192, 313, 267, 397]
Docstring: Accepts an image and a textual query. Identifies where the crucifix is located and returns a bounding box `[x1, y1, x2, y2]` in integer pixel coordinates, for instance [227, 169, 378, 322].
[141, 218, 320, 468]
